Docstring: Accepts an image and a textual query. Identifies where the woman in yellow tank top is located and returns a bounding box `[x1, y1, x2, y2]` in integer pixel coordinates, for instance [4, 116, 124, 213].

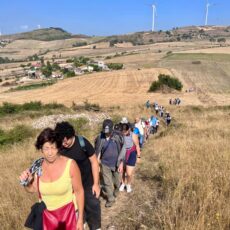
[20, 128, 84, 230]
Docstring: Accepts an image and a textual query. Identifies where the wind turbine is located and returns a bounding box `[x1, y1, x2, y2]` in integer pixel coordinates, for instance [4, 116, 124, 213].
[152, 4, 157, 32]
[205, 1, 216, 26]
[205, 1, 211, 26]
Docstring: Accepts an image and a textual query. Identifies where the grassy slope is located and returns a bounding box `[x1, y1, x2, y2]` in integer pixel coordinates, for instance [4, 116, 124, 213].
[159, 53, 230, 95]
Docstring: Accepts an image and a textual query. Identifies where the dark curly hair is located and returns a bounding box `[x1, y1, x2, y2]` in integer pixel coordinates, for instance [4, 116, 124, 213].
[121, 123, 130, 132]
[54, 121, 75, 141]
[35, 128, 62, 150]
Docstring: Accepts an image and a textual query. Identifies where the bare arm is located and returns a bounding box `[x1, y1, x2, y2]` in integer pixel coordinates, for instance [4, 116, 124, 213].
[132, 133, 141, 157]
[70, 161, 84, 229]
[89, 154, 100, 198]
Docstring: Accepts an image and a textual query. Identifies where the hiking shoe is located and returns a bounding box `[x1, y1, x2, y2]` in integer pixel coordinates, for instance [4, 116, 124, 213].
[126, 184, 132, 193]
[119, 183, 126, 192]
[105, 200, 115, 208]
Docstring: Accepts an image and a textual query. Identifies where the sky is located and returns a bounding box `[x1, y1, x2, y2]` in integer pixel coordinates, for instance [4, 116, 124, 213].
[0, 0, 229, 36]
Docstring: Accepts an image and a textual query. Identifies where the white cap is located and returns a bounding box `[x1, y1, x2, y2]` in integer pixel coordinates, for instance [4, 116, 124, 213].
[120, 117, 128, 124]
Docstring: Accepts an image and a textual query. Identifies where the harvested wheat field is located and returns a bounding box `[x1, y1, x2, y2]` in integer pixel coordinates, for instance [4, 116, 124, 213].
[0, 68, 195, 107]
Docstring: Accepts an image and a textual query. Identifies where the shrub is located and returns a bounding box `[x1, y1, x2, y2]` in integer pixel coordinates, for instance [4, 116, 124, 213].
[166, 51, 172, 55]
[65, 70, 75, 78]
[107, 63, 123, 70]
[0, 102, 20, 114]
[217, 38, 226, 43]
[149, 81, 161, 92]
[192, 61, 201, 65]
[10, 80, 56, 91]
[44, 102, 66, 110]
[22, 101, 42, 111]
[0, 101, 67, 116]
[0, 125, 34, 146]
[148, 74, 183, 92]
[72, 42, 87, 47]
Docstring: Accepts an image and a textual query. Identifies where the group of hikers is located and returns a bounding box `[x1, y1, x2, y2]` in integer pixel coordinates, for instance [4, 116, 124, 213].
[169, 97, 181, 105]
[146, 100, 172, 127]
[19, 105, 172, 230]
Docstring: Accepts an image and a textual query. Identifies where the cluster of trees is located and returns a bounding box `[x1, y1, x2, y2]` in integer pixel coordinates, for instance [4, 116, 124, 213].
[72, 41, 87, 47]
[66, 56, 90, 67]
[149, 74, 183, 92]
[107, 63, 123, 70]
[0, 57, 14, 64]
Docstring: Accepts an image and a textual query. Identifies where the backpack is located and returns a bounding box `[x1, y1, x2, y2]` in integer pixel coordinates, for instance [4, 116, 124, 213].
[77, 135, 87, 153]
[94, 131, 124, 159]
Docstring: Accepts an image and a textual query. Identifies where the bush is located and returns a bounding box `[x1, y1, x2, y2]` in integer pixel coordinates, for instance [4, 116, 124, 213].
[0, 102, 21, 114]
[149, 81, 161, 92]
[72, 42, 87, 47]
[149, 74, 183, 92]
[22, 101, 42, 111]
[107, 63, 123, 70]
[217, 38, 226, 43]
[166, 51, 172, 55]
[65, 70, 75, 78]
[0, 125, 34, 146]
[44, 102, 66, 110]
[9, 80, 56, 91]
[192, 61, 201, 65]
[0, 101, 67, 116]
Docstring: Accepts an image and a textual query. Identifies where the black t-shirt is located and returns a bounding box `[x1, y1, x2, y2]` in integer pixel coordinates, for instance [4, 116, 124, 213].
[60, 136, 95, 190]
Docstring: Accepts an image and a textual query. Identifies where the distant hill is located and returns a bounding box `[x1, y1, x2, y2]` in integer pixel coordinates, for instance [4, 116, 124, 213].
[98, 25, 230, 46]
[1, 27, 89, 41]
[1, 25, 229, 46]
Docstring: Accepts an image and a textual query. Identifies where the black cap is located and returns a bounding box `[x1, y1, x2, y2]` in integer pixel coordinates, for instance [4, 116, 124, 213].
[102, 119, 113, 134]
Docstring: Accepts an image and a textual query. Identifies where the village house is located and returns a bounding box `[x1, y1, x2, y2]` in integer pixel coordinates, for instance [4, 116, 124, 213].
[74, 68, 84, 75]
[51, 72, 64, 79]
[81, 65, 94, 72]
[59, 63, 74, 70]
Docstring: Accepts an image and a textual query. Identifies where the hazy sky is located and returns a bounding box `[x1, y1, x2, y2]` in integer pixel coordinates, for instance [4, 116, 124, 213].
[0, 0, 229, 36]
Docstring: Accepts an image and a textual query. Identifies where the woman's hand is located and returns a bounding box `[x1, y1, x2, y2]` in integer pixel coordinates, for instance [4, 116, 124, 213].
[19, 169, 32, 184]
[76, 217, 84, 230]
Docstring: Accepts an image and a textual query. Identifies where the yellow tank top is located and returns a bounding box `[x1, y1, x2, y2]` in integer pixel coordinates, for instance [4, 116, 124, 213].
[39, 159, 75, 211]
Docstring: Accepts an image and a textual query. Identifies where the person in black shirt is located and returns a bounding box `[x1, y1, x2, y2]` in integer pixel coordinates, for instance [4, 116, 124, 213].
[55, 122, 101, 230]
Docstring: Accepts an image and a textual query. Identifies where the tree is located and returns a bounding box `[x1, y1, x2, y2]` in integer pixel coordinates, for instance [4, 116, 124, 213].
[217, 38, 226, 43]
[209, 37, 216, 43]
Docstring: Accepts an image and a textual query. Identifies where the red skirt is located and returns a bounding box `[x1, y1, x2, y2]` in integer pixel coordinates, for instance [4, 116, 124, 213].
[43, 202, 77, 230]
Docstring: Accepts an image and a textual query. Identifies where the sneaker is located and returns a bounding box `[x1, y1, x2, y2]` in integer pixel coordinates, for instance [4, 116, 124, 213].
[126, 184, 132, 193]
[105, 200, 115, 208]
[119, 183, 126, 192]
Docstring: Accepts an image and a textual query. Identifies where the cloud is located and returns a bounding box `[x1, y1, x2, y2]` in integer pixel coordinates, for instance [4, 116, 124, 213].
[37, 24, 41, 29]
[20, 25, 29, 30]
